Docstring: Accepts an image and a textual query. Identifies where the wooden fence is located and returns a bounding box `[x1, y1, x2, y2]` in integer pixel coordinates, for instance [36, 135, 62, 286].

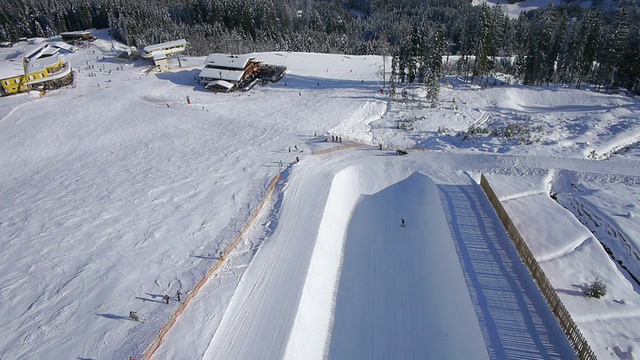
[141, 172, 282, 360]
[311, 142, 359, 156]
[480, 174, 597, 360]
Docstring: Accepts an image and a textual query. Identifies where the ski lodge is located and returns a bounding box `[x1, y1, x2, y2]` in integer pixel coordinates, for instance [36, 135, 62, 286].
[198, 54, 262, 92]
[0, 43, 72, 95]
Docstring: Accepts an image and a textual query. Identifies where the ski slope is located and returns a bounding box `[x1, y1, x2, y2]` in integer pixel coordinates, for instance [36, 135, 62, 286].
[1, 30, 640, 360]
[153, 154, 577, 359]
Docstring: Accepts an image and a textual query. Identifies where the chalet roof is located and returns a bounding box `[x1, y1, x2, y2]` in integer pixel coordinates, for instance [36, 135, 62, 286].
[205, 80, 234, 90]
[143, 39, 187, 53]
[198, 67, 244, 83]
[25, 55, 62, 74]
[203, 54, 255, 70]
[0, 61, 23, 80]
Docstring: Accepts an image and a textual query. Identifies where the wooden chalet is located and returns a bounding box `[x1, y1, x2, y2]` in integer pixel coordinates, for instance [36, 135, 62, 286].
[198, 54, 262, 91]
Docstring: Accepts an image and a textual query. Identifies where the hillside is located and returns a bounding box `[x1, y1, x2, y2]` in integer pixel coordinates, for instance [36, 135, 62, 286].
[1, 32, 640, 359]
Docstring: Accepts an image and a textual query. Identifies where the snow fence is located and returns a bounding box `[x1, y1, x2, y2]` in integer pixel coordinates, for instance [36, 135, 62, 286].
[141, 172, 282, 360]
[480, 174, 597, 360]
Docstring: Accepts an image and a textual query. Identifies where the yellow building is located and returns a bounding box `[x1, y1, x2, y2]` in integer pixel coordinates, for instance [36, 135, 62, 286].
[1, 48, 72, 95]
[0, 61, 25, 95]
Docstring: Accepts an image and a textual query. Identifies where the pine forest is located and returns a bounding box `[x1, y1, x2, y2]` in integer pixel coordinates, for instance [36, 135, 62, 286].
[1, 0, 639, 93]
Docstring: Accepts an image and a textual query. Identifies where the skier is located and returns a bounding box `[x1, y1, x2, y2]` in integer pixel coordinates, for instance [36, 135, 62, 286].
[163, 294, 170, 304]
[129, 311, 140, 321]
[176, 290, 182, 302]
[401, 218, 405, 227]
[296, 156, 300, 163]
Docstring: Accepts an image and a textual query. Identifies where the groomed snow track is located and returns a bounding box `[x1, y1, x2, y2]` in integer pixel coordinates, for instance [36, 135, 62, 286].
[159, 162, 577, 359]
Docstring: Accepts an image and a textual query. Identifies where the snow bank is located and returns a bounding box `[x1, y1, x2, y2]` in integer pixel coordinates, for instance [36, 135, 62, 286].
[488, 173, 640, 359]
[328, 100, 386, 145]
[284, 166, 361, 359]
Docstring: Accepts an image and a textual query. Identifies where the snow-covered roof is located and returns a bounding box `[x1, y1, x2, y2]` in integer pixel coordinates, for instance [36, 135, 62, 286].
[54, 42, 76, 53]
[143, 39, 187, 54]
[0, 61, 23, 79]
[24, 55, 62, 74]
[40, 46, 60, 57]
[153, 52, 167, 61]
[203, 54, 255, 70]
[24, 61, 71, 85]
[60, 31, 90, 37]
[14, 43, 48, 62]
[198, 67, 244, 83]
[205, 80, 235, 90]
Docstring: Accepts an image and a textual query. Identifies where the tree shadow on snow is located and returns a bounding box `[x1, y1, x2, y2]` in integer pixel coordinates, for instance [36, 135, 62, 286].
[155, 68, 203, 89]
[96, 313, 131, 321]
[275, 74, 382, 92]
[190, 254, 218, 260]
[556, 284, 587, 297]
[135, 294, 166, 303]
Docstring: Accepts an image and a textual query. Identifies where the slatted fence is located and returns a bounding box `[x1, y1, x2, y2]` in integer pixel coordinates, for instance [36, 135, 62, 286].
[480, 174, 597, 360]
[141, 172, 281, 360]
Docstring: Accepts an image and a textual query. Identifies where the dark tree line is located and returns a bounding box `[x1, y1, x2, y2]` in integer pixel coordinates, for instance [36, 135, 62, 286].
[0, 0, 638, 93]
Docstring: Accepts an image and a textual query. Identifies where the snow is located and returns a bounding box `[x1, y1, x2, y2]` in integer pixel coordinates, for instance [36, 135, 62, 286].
[1, 29, 640, 360]
[471, 0, 563, 19]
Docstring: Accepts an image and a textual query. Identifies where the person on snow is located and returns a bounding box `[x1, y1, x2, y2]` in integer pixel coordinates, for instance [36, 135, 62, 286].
[176, 290, 182, 302]
[129, 311, 140, 321]
[163, 294, 170, 304]
[401, 218, 405, 227]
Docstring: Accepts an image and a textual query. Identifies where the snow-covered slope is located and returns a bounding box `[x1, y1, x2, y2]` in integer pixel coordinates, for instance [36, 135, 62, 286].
[1, 30, 640, 359]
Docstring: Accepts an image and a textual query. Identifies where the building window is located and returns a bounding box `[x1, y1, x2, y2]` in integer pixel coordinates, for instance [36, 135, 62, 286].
[28, 75, 34, 80]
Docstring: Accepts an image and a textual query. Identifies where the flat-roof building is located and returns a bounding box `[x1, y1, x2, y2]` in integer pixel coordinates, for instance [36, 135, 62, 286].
[141, 39, 187, 59]
[60, 31, 91, 42]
